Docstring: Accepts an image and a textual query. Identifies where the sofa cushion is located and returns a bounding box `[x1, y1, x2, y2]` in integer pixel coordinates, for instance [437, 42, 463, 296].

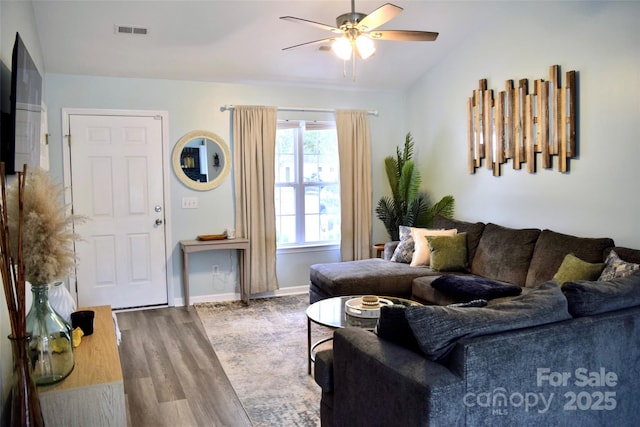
[409, 228, 457, 267]
[405, 281, 571, 361]
[390, 225, 414, 263]
[431, 274, 523, 300]
[433, 216, 485, 268]
[552, 253, 604, 285]
[598, 249, 640, 281]
[471, 223, 540, 286]
[426, 233, 468, 272]
[562, 271, 640, 316]
[525, 229, 614, 287]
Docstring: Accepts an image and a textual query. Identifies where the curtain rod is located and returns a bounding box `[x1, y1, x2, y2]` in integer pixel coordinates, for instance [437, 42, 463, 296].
[220, 105, 378, 117]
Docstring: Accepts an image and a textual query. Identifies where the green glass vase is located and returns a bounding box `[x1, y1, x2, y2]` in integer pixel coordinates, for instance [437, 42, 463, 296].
[25, 283, 75, 385]
[8, 335, 45, 427]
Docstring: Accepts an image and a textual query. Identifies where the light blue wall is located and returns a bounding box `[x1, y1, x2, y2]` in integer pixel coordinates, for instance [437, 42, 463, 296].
[44, 74, 407, 303]
[407, 1, 640, 249]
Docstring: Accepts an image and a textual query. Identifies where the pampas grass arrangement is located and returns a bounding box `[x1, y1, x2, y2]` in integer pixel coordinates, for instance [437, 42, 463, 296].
[0, 163, 45, 427]
[6, 168, 78, 285]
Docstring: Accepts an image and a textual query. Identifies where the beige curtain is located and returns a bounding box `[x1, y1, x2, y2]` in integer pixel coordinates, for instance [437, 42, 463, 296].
[335, 110, 372, 261]
[233, 105, 279, 297]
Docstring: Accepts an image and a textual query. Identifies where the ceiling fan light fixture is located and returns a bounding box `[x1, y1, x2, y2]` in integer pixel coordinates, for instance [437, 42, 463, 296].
[355, 35, 375, 59]
[332, 36, 352, 60]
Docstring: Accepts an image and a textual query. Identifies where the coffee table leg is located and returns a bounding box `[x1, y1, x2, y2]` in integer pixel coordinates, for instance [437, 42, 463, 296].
[307, 316, 312, 375]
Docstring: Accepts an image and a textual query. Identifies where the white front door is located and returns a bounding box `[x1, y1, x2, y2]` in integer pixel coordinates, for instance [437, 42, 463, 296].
[68, 113, 168, 309]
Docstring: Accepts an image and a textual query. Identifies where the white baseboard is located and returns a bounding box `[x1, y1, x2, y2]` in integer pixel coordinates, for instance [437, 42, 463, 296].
[174, 284, 310, 307]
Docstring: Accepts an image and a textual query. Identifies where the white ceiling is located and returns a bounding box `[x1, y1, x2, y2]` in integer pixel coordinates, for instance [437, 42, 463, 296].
[31, 0, 502, 91]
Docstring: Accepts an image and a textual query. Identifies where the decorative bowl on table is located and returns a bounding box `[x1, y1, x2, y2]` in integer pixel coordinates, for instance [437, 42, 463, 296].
[197, 234, 227, 241]
[345, 295, 393, 319]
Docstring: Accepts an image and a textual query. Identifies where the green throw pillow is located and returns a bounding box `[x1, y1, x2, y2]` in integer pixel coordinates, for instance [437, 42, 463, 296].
[553, 253, 604, 285]
[427, 232, 468, 272]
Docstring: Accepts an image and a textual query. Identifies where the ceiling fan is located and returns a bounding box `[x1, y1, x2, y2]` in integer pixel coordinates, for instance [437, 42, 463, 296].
[280, 0, 438, 62]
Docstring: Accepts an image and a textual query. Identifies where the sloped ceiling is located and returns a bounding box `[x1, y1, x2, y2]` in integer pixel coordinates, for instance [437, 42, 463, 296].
[31, 0, 502, 91]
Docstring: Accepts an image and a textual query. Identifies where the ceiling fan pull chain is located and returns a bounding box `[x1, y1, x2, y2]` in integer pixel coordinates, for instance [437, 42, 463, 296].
[352, 56, 357, 82]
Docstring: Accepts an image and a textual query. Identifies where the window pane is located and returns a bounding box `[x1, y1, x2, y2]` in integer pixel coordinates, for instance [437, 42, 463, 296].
[304, 213, 320, 242]
[277, 214, 296, 244]
[275, 187, 296, 244]
[275, 186, 296, 215]
[318, 184, 340, 241]
[276, 154, 295, 183]
[275, 128, 296, 184]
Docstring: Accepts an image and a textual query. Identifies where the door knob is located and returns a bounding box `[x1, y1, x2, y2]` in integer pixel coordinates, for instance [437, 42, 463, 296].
[155, 219, 163, 226]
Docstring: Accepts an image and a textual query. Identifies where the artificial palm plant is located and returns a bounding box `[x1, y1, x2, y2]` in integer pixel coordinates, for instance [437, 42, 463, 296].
[375, 133, 455, 241]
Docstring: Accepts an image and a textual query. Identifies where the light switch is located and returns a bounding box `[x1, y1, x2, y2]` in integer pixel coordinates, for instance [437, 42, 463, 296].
[181, 197, 198, 209]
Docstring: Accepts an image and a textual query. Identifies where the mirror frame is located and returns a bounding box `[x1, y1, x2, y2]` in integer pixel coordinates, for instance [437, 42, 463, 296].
[172, 130, 231, 191]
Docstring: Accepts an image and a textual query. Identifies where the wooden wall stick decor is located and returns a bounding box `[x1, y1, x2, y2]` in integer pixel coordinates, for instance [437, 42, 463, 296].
[467, 65, 577, 176]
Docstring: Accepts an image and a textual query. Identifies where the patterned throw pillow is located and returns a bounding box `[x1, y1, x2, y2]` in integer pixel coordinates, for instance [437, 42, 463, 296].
[598, 250, 640, 281]
[390, 226, 414, 263]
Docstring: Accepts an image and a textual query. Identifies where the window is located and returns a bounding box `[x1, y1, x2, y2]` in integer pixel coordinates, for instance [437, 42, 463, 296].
[275, 120, 340, 247]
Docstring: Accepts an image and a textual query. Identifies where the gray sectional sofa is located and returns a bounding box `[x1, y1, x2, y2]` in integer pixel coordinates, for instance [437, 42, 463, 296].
[310, 216, 623, 304]
[310, 217, 640, 426]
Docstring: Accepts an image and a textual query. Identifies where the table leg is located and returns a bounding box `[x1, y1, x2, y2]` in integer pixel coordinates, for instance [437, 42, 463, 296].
[240, 248, 249, 304]
[307, 316, 312, 375]
[182, 250, 190, 310]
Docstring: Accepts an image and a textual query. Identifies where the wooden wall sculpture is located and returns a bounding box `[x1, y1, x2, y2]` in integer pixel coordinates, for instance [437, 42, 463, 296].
[467, 65, 577, 176]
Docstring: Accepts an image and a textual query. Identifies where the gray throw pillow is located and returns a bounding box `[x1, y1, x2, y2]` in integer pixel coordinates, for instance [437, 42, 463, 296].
[405, 281, 571, 361]
[562, 271, 640, 316]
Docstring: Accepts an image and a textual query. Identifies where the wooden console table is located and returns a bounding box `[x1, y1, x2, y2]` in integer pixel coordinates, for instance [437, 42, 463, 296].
[38, 305, 125, 427]
[180, 238, 250, 307]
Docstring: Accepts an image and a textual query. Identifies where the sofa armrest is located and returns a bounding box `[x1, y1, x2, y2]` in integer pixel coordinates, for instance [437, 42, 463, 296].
[331, 328, 464, 426]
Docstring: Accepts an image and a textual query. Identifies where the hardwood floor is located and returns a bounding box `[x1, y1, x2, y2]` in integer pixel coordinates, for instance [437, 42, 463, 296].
[116, 306, 252, 427]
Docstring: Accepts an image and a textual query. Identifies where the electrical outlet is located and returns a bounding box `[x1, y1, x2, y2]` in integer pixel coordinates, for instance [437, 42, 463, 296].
[182, 197, 198, 209]
[212, 265, 219, 275]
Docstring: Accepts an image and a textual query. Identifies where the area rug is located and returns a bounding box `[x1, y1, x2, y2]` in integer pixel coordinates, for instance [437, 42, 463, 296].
[195, 294, 332, 427]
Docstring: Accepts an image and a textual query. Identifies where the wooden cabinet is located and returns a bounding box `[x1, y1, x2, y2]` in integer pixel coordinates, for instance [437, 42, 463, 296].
[38, 305, 125, 427]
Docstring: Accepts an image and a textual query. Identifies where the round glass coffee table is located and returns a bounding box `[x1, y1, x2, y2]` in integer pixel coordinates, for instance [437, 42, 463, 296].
[306, 295, 421, 374]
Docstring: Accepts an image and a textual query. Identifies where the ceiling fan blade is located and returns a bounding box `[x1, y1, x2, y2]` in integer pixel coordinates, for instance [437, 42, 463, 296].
[280, 16, 341, 33]
[282, 37, 336, 51]
[357, 3, 403, 31]
[370, 30, 439, 42]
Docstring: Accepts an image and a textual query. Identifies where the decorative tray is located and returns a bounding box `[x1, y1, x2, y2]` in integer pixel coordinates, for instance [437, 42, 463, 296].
[345, 297, 393, 318]
[197, 234, 227, 241]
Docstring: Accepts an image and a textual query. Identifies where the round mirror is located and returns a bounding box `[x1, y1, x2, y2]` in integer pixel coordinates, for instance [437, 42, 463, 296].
[172, 130, 231, 191]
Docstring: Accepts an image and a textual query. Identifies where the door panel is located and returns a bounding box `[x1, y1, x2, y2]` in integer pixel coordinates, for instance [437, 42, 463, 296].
[69, 114, 167, 309]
